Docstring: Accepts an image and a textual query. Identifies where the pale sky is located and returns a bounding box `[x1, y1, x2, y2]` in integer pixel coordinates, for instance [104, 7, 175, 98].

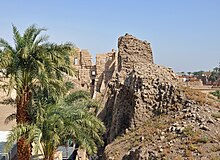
[0, 0, 220, 72]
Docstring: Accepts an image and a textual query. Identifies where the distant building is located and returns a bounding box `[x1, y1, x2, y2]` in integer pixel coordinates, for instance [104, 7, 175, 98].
[177, 75, 203, 87]
[70, 48, 117, 97]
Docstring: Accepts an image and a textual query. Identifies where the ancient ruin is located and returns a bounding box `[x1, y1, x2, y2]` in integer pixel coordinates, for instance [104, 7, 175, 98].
[71, 34, 220, 159]
[70, 48, 117, 97]
[103, 34, 220, 159]
[71, 34, 154, 98]
[99, 34, 186, 143]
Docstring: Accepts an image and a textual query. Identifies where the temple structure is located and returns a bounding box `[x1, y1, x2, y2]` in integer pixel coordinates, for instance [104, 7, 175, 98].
[70, 48, 117, 97]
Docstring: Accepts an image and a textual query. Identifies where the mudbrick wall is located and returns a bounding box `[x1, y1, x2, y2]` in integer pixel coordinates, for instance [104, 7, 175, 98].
[117, 33, 153, 80]
[95, 50, 117, 93]
[71, 48, 117, 95]
[100, 34, 220, 160]
[101, 34, 185, 143]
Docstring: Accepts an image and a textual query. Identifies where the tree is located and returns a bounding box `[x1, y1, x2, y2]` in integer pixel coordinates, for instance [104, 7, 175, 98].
[4, 90, 105, 160]
[0, 24, 74, 160]
[187, 72, 191, 76]
[192, 71, 204, 77]
[181, 71, 185, 75]
[208, 64, 220, 82]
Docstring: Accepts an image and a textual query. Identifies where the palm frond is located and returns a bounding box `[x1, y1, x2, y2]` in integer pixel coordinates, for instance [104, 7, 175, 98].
[4, 113, 16, 124]
[0, 38, 15, 53]
[12, 24, 22, 50]
[33, 35, 49, 47]
[64, 90, 90, 105]
[4, 124, 32, 152]
[0, 24, 105, 158]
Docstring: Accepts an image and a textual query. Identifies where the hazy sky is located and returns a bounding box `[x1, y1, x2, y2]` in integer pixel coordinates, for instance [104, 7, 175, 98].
[0, 0, 219, 72]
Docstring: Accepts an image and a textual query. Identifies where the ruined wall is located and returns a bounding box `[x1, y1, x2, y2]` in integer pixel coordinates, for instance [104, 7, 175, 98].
[100, 34, 185, 143]
[103, 34, 220, 160]
[70, 49, 95, 91]
[186, 79, 203, 87]
[80, 49, 93, 67]
[118, 34, 153, 80]
[70, 34, 154, 97]
[95, 50, 117, 93]
[71, 48, 117, 95]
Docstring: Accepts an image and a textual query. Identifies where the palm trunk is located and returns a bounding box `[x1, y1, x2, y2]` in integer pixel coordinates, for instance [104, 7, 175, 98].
[49, 152, 54, 160]
[16, 87, 32, 160]
[17, 137, 31, 160]
[16, 87, 31, 123]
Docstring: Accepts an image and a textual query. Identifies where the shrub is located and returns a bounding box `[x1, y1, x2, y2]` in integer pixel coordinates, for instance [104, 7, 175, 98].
[211, 90, 220, 99]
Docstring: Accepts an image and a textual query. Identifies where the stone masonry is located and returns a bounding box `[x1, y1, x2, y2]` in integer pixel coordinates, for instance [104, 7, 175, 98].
[69, 34, 220, 159]
[70, 48, 95, 93]
[71, 48, 117, 96]
[71, 34, 154, 98]
[102, 34, 220, 160]
[118, 33, 153, 79]
[100, 34, 185, 143]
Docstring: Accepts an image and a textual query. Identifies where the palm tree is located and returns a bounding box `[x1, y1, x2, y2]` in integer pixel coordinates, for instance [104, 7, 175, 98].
[0, 24, 74, 160]
[64, 90, 100, 114]
[4, 93, 105, 160]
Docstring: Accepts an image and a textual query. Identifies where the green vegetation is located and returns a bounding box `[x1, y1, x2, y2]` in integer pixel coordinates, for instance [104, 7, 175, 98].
[0, 24, 74, 160]
[196, 136, 209, 144]
[0, 24, 105, 160]
[211, 113, 220, 119]
[65, 81, 75, 91]
[209, 64, 220, 82]
[186, 63, 220, 84]
[188, 144, 198, 151]
[4, 90, 105, 159]
[211, 90, 220, 99]
[192, 70, 204, 77]
[183, 126, 195, 137]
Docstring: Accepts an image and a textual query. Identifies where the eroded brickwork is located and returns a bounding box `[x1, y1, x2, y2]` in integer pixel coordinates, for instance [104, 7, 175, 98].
[71, 34, 155, 98]
[103, 34, 220, 160]
[118, 33, 153, 79]
[101, 34, 183, 143]
[71, 48, 117, 96]
[70, 49, 94, 91]
[95, 50, 117, 93]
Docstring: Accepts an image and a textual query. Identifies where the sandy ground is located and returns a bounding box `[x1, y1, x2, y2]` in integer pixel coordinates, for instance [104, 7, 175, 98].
[0, 89, 16, 131]
[191, 85, 220, 94]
